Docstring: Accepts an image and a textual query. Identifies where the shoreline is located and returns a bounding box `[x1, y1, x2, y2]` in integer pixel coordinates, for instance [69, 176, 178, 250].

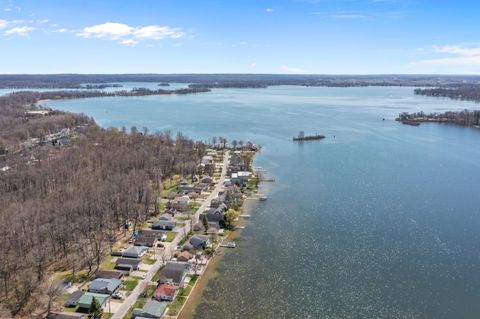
[177, 164, 259, 319]
[178, 215, 249, 319]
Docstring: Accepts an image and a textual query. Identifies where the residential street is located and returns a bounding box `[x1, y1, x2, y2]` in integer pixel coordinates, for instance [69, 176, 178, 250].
[111, 150, 229, 319]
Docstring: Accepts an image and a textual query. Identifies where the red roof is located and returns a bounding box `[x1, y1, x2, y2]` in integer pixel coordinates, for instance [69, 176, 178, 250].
[154, 284, 177, 297]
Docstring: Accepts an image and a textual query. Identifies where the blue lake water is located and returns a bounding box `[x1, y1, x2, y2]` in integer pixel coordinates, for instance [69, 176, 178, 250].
[47, 86, 480, 319]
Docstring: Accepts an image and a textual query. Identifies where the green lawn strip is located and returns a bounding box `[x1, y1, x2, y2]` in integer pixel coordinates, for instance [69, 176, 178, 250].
[142, 257, 156, 265]
[123, 278, 140, 291]
[166, 231, 177, 242]
[100, 258, 116, 270]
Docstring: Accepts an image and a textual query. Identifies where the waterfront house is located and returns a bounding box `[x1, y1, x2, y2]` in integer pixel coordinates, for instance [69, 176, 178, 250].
[88, 278, 121, 295]
[152, 284, 178, 301]
[115, 257, 141, 271]
[122, 245, 149, 258]
[64, 290, 84, 307]
[95, 269, 123, 280]
[46, 312, 85, 319]
[152, 214, 176, 230]
[190, 235, 211, 249]
[158, 261, 190, 286]
[77, 292, 109, 310]
[132, 300, 168, 319]
[176, 250, 192, 262]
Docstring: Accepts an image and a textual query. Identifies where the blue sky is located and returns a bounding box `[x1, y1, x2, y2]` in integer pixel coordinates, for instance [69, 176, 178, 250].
[1, 0, 479, 74]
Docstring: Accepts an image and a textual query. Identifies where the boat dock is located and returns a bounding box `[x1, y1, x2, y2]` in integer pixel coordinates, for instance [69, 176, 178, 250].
[220, 241, 237, 248]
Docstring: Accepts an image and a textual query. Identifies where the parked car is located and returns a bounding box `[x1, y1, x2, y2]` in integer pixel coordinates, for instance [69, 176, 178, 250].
[112, 292, 124, 300]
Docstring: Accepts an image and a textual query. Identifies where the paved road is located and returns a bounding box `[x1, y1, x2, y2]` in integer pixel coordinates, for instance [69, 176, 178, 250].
[112, 150, 229, 319]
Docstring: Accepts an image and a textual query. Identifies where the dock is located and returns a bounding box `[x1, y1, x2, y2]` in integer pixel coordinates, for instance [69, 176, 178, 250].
[220, 241, 237, 248]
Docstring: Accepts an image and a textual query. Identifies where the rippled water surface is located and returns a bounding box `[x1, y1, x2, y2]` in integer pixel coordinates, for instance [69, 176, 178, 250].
[48, 86, 480, 319]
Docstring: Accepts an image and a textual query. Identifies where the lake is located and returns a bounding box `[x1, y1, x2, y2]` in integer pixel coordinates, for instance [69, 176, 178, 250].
[48, 86, 480, 319]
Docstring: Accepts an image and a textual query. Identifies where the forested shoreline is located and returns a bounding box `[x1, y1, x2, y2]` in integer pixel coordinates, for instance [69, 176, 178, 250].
[414, 85, 480, 103]
[0, 90, 207, 317]
[396, 109, 480, 127]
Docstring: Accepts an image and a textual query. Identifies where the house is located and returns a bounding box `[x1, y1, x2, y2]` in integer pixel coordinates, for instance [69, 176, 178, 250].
[202, 176, 215, 185]
[176, 251, 191, 262]
[95, 269, 123, 280]
[115, 257, 141, 271]
[231, 171, 251, 186]
[178, 184, 195, 194]
[158, 261, 190, 286]
[169, 196, 190, 211]
[77, 292, 109, 310]
[181, 243, 194, 252]
[135, 229, 167, 246]
[210, 193, 227, 209]
[189, 235, 211, 249]
[122, 245, 149, 258]
[46, 312, 85, 319]
[201, 155, 214, 166]
[193, 183, 209, 193]
[88, 278, 121, 295]
[132, 300, 168, 319]
[152, 284, 178, 302]
[134, 235, 159, 247]
[64, 290, 84, 307]
[152, 214, 176, 230]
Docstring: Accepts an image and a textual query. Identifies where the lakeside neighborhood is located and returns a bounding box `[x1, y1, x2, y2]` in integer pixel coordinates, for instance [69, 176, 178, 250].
[46, 142, 262, 319]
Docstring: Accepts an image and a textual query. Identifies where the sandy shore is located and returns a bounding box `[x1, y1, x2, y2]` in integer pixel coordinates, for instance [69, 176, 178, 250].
[178, 211, 249, 319]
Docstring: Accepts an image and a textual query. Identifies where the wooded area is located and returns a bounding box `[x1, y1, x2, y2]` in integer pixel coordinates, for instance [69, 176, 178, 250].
[0, 91, 206, 317]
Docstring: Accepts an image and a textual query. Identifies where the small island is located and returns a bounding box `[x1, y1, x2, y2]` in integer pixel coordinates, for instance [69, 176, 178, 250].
[158, 82, 170, 86]
[292, 131, 326, 141]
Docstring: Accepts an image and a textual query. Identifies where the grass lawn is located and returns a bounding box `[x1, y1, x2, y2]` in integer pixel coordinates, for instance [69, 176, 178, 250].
[53, 270, 90, 284]
[124, 300, 145, 319]
[123, 278, 139, 291]
[166, 231, 177, 242]
[142, 257, 156, 265]
[100, 258, 116, 270]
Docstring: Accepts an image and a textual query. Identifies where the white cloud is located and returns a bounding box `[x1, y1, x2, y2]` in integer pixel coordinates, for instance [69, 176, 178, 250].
[120, 39, 138, 46]
[0, 19, 8, 29]
[38, 19, 50, 24]
[79, 22, 184, 45]
[54, 28, 69, 33]
[433, 45, 480, 56]
[281, 65, 309, 74]
[80, 22, 133, 39]
[5, 26, 34, 35]
[266, 8, 274, 13]
[134, 25, 183, 39]
[413, 44, 480, 67]
[415, 56, 480, 66]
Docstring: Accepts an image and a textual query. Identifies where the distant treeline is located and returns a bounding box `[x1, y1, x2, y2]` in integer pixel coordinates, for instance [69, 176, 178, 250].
[3, 74, 480, 89]
[0, 87, 208, 147]
[414, 85, 480, 103]
[397, 109, 480, 126]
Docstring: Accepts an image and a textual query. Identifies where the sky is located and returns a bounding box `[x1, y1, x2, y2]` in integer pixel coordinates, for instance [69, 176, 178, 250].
[0, 0, 480, 74]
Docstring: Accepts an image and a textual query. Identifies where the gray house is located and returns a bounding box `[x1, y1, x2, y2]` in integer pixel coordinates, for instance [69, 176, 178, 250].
[115, 257, 141, 271]
[158, 261, 190, 286]
[132, 300, 168, 319]
[152, 214, 176, 230]
[190, 235, 211, 249]
[88, 278, 121, 295]
[122, 245, 149, 258]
